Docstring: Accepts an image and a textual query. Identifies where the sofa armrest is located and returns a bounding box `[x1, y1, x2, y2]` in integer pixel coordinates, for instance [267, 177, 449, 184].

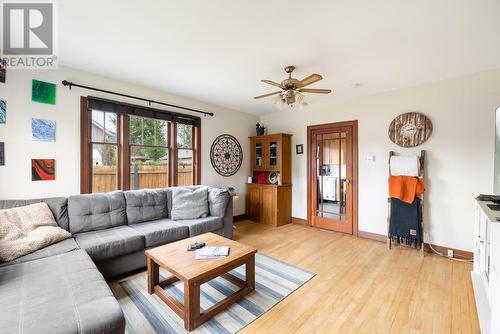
[222, 196, 234, 239]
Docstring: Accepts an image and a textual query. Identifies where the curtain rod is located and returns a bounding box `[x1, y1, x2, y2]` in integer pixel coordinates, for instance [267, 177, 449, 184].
[61, 80, 214, 117]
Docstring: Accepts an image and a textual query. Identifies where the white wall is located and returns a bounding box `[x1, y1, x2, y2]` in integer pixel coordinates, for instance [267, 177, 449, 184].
[260, 69, 500, 251]
[0, 66, 258, 215]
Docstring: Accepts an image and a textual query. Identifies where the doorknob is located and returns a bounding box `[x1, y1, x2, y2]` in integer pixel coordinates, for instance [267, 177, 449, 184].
[346, 179, 351, 185]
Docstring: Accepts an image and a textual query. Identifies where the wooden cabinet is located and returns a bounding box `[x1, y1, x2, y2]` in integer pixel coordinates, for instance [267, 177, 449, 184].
[252, 138, 266, 171]
[246, 183, 291, 227]
[247, 133, 292, 227]
[247, 185, 261, 221]
[250, 134, 291, 184]
[322, 138, 346, 165]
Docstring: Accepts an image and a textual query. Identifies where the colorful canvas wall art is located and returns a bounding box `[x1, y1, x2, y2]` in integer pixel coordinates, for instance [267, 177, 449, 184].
[31, 159, 55, 181]
[32, 80, 56, 105]
[0, 59, 6, 83]
[31, 118, 56, 141]
[0, 142, 4, 166]
[0, 99, 5, 124]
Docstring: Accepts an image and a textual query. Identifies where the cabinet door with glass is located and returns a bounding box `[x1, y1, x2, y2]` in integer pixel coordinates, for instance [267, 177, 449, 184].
[252, 138, 266, 171]
[265, 136, 281, 171]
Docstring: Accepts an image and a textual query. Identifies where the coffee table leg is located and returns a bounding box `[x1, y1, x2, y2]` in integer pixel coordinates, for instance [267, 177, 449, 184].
[246, 255, 255, 291]
[147, 257, 159, 294]
[184, 281, 200, 331]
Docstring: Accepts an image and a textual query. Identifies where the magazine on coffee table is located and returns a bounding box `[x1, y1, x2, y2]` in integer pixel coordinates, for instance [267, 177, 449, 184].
[195, 246, 230, 259]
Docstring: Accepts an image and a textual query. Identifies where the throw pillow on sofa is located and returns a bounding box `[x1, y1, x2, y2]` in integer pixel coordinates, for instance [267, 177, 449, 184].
[0, 202, 72, 262]
[171, 187, 208, 220]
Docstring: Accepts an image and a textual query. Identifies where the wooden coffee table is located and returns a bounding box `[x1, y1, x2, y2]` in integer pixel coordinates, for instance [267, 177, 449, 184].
[145, 232, 257, 331]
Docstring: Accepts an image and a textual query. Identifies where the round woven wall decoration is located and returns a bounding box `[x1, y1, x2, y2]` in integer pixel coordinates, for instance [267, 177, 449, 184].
[210, 134, 243, 177]
[388, 112, 433, 147]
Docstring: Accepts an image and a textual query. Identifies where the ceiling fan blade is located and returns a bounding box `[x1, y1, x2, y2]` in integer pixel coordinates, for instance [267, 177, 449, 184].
[299, 88, 332, 94]
[254, 91, 282, 99]
[261, 80, 284, 89]
[298, 74, 323, 88]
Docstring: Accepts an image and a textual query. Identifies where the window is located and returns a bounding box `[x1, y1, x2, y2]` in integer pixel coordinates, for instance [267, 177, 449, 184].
[91, 110, 119, 193]
[130, 116, 169, 189]
[80, 97, 201, 193]
[177, 124, 193, 186]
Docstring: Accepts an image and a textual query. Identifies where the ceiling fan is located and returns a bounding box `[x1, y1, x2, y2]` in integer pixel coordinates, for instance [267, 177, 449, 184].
[254, 66, 332, 110]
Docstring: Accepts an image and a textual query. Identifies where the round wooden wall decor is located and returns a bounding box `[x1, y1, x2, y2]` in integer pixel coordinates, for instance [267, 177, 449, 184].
[210, 134, 243, 177]
[388, 112, 433, 147]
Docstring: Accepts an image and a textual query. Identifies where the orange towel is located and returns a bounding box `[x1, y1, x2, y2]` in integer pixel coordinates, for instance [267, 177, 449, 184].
[389, 176, 424, 204]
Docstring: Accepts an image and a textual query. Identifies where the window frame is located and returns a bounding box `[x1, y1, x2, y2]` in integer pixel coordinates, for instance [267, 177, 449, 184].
[80, 96, 201, 193]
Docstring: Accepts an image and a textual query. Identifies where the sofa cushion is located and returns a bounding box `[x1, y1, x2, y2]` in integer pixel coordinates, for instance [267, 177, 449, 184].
[177, 216, 224, 236]
[0, 197, 69, 230]
[68, 191, 127, 234]
[171, 187, 209, 220]
[130, 219, 189, 247]
[124, 189, 169, 224]
[74, 226, 144, 261]
[208, 188, 230, 218]
[0, 202, 73, 262]
[0, 238, 79, 268]
[0, 249, 125, 334]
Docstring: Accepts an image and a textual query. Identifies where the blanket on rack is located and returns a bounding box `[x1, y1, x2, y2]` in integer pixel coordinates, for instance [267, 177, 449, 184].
[389, 197, 422, 247]
[389, 175, 424, 204]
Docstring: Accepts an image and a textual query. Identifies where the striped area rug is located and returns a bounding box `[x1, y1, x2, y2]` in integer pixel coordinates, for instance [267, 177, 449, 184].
[110, 253, 315, 333]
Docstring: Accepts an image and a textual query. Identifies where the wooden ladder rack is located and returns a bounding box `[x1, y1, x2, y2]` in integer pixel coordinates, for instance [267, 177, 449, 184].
[387, 150, 425, 255]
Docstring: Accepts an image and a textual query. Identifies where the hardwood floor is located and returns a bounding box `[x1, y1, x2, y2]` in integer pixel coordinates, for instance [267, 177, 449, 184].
[234, 220, 480, 334]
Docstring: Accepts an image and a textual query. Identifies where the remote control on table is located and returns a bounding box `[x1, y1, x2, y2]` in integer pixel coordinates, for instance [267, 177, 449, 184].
[187, 242, 206, 251]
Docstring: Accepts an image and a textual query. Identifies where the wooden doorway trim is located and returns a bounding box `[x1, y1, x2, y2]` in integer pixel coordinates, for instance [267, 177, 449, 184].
[306, 120, 359, 236]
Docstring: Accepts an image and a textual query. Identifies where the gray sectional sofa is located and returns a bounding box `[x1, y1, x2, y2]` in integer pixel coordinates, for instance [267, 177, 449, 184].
[0, 186, 233, 334]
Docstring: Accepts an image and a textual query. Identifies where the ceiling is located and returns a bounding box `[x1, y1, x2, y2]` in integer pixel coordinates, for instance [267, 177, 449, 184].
[58, 0, 500, 115]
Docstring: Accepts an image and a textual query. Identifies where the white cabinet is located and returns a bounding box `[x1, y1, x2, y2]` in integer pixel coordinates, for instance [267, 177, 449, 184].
[473, 201, 500, 334]
[489, 223, 500, 331]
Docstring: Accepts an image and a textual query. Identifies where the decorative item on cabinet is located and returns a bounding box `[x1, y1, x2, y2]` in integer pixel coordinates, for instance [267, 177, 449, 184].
[246, 133, 292, 227]
[257, 171, 267, 184]
[255, 123, 266, 136]
[268, 172, 279, 185]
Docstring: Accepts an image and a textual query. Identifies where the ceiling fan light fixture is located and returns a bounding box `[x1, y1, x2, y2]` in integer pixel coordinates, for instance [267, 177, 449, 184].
[274, 97, 285, 110]
[295, 92, 305, 104]
[272, 94, 282, 105]
[254, 66, 332, 110]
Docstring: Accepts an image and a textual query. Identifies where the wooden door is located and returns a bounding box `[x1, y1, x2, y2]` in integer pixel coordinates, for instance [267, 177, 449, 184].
[261, 187, 276, 225]
[308, 121, 358, 234]
[247, 185, 261, 221]
[251, 138, 266, 171]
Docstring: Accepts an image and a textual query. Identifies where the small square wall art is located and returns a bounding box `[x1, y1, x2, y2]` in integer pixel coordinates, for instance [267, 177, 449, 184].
[31, 118, 56, 141]
[0, 58, 6, 83]
[31, 159, 55, 181]
[0, 142, 4, 166]
[32, 80, 56, 105]
[0, 99, 5, 124]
